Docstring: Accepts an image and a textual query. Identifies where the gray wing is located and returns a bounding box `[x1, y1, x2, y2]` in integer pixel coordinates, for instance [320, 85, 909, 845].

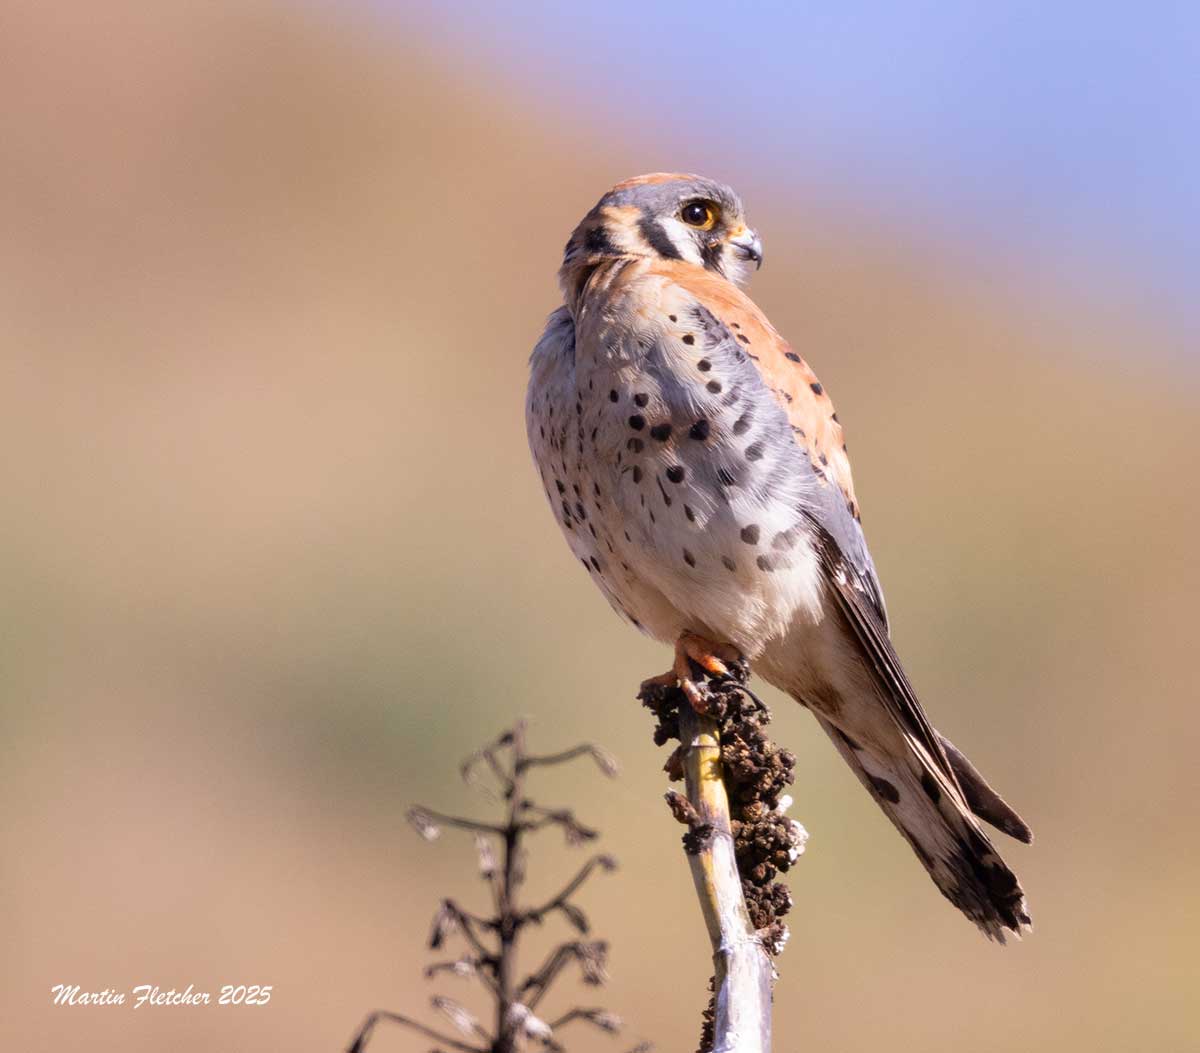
[801, 506, 960, 787]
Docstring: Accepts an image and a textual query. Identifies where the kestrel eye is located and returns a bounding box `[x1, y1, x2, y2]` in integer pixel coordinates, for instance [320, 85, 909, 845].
[681, 201, 718, 230]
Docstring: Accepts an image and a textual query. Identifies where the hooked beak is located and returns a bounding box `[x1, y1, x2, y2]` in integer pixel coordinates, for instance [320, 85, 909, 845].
[728, 227, 764, 270]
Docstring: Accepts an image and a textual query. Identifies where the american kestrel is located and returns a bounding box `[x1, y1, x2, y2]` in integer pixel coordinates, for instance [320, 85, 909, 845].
[526, 174, 1032, 940]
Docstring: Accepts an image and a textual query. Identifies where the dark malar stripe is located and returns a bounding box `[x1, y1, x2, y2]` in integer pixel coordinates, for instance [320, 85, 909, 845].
[638, 216, 683, 260]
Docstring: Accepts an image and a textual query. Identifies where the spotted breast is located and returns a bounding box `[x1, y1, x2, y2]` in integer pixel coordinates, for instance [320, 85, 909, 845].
[527, 256, 834, 656]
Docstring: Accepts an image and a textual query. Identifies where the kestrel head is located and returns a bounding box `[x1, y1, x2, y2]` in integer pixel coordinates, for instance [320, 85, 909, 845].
[560, 173, 763, 304]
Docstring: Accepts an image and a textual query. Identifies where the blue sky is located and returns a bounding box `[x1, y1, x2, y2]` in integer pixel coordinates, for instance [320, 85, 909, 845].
[361, 1, 1198, 341]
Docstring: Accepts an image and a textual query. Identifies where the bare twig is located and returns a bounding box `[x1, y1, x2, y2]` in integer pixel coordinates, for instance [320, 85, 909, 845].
[346, 1010, 485, 1053]
[522, 854, 618, 924]
[519, 804, 600, 842]
[493, 721, 526, 1053]
[548, 1006, 623, 1032]
[521, 742, 620, 777]
[349, 723, 642, 1053]
[461, 734, 516, 800]
[408, 805, 506, 838]
[424, 956, 482, 980]
[517, 942, 577, 1007]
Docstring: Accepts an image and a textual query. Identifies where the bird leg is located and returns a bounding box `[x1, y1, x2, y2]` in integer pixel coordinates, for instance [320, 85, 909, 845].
[640, 632, 745, 713]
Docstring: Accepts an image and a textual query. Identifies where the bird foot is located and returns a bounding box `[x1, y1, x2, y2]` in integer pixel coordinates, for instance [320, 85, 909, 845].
[640, 632, 746, 714]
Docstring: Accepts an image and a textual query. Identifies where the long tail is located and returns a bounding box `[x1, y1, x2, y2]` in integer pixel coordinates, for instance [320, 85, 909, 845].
[813, 712, 1032, 941]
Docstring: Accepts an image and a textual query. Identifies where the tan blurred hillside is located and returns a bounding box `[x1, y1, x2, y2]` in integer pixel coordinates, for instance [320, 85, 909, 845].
[2, 3, 1198, 1052]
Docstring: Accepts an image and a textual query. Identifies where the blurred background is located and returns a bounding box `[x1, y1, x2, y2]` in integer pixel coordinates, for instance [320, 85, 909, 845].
[3, 2, 1198, 1050]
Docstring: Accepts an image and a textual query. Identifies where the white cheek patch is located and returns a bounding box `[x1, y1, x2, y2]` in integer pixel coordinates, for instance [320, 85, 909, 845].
[721, 252, 755, 287]
[657, 217, 706, 266]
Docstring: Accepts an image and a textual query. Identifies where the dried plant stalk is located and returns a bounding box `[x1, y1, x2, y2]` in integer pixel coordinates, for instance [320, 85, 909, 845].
[347, 721, 648, 1053]
[677, 706, 774, 1053]
[644, 671, 807, 1053]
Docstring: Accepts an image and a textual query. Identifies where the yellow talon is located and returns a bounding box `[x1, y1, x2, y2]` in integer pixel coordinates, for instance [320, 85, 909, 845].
[638, 632, 744, 714]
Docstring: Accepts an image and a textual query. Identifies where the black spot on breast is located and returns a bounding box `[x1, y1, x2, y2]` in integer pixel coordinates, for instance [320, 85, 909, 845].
[589, 556, 601, 572]
[772, 529, 796, 550]
[837, 730, 862, 751]
[737, 333, 750, 344]
[650, 422, 672, 441]
[609, 390, 619, 402]
[574, 502, 586, 519]
[682, 334, 695, 346]
[632, 466, 643, 483]
[634, 393, 649, 407]
[722, 556, 736, 571]
[666, 465, 685, 483]
[668, 314, 677, 322]
[629, 414, 645, 430]
[555, 480, 566, 494]
[869, 775, 901, 804]
[785, 351, 801, 363]
[733, 414, 751, 436]
[745, 442, 764, 461]
[656, 477, 672, 506]
[920, 771, 941, 803]
[627, 437, 644, 453]
[717, 468, 736, 486]
[697, 359, 712, 372]
[706, 380, 722, 394]
[683, 548, 696, 567]
[689, 419, 710, 441]
[755, 554, 774, 572]
[810, 382, 824, 395]
[740, 524, 760, 545]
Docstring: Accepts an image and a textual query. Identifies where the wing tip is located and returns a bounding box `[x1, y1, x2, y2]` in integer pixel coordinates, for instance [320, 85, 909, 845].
[939, 733, 1034, 845]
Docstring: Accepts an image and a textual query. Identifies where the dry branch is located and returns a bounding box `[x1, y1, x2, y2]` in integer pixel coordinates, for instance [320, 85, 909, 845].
[347, 721, 649, 1053]
[642, 670, 808, 1052]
